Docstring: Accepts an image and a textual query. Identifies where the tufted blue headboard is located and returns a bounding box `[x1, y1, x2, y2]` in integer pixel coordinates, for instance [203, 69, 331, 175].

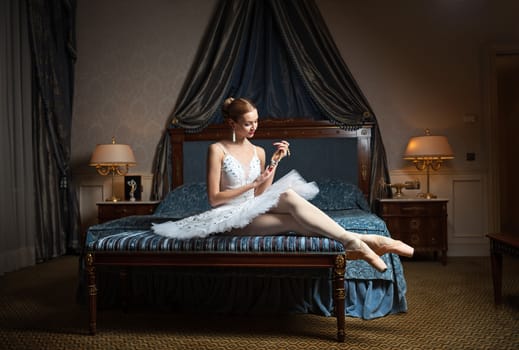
[169, 119, 373, 197]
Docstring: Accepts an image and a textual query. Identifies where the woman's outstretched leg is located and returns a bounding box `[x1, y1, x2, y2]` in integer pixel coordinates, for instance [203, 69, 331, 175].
[268, 190, 389, 271]
[272, 189, 413, 269]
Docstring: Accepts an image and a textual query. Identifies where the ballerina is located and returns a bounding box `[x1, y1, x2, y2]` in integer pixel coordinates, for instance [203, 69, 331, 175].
[152, 97, 413, 272]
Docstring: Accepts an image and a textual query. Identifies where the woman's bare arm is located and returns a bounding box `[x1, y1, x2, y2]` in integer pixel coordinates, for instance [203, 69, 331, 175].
[253, 146, 275, 196]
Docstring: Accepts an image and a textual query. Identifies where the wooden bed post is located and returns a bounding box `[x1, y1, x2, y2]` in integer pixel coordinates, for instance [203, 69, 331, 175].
[170, 128, 185, 188]
[356, 127, 372, 198]
[334, 254, 346, 342]
[86, 253, 97, 335]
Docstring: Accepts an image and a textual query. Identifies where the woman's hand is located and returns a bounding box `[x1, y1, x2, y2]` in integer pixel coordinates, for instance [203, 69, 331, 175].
[255, 166, 276, 186]
[270, 140, 291, 169]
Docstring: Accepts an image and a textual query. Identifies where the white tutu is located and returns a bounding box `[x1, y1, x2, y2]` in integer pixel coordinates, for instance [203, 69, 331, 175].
[152, 169, 319, 239]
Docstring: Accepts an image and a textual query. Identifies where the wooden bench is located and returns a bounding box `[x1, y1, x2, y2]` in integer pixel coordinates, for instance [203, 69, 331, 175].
[85, 250, 347, 342]
[486, 233, 519, 305]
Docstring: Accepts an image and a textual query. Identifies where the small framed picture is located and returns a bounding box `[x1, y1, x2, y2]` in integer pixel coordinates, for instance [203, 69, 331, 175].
[124, 175, 142, 201]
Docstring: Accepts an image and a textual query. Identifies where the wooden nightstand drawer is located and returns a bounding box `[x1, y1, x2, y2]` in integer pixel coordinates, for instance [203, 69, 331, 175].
[380, 201, 445, 216]
[376, 198, 448, 264]
[97, 201, 160, 224]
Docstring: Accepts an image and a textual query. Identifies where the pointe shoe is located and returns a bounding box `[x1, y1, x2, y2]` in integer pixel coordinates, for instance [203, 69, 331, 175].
[362, 235, 414, 258]
[344, 239, 388, 272]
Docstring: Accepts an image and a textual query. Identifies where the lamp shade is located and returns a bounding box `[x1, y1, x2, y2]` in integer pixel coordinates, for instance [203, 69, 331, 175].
[403, 132, 454, 160]
[89, 143, 136, 166]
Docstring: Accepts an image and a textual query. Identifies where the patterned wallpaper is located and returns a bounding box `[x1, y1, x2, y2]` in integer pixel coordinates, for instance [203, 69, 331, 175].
[72, 0, 519, 187]
[72, 0, 214, 180]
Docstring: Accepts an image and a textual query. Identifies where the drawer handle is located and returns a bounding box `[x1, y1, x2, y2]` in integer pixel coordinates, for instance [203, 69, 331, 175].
[402, 206, 426, 212]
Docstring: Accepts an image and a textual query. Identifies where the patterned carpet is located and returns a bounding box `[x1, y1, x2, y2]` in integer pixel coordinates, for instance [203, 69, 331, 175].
[0, 255, 517, 350]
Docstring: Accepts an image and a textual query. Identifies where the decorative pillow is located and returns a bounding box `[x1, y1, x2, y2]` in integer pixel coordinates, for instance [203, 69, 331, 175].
[153, 182, 211, 218]
[310, 179, 370, 211]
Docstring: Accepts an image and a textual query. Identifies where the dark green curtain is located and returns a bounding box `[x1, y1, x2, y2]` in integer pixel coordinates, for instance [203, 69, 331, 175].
[26, 0, 80, 259]
[152, 0, 391, 205]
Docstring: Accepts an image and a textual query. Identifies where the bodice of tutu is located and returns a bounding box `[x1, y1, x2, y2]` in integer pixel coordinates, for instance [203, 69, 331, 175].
[219, 143, 261, 205]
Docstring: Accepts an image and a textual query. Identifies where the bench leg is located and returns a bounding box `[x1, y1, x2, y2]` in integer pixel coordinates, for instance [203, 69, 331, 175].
[86, 253, 97, 335]
[490, 249, 503, 305]
[333, 254, 346, 342]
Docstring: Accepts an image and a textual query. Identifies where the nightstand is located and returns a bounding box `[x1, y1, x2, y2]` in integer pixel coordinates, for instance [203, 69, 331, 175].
[376, 198, 448, 265]
[96, 201, 160, 224]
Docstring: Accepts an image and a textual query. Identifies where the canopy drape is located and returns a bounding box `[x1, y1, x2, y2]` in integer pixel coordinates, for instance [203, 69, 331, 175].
[152, 0, 390, 205]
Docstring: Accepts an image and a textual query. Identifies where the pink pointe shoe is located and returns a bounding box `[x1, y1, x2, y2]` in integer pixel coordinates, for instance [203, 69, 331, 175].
[344, 239, 388, 272]
[361, 235, 414, 258]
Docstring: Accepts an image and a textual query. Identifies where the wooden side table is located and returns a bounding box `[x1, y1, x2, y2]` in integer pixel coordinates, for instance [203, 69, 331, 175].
[486, 233, 519, 305]
[96, 201, 160, 224]
[376, 198, 449, 264]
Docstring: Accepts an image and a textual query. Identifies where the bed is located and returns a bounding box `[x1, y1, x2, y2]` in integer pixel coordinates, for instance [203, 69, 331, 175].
[82, 119, 407, 342]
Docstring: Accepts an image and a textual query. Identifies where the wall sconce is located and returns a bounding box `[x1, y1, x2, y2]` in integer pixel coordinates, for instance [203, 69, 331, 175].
[403, 129, 454, 199]
[89, 137, 136, 202]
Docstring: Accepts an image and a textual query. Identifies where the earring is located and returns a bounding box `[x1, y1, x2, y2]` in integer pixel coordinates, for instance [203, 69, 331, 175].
[232, 129, 236, 143]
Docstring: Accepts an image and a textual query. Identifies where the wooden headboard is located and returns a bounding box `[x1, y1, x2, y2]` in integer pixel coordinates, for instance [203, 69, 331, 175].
[168, 119, 373, 197]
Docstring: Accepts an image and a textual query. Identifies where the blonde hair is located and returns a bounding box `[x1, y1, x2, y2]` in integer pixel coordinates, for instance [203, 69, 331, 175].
[222, 97, 256, 122]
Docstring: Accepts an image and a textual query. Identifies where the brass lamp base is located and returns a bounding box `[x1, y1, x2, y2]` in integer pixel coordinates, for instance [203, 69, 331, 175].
[105, 173, 120, 202]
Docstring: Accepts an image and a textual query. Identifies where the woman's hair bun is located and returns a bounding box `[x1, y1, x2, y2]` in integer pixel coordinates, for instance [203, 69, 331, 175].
[222, 97, 255, 121]
[222, 97, 234, 117]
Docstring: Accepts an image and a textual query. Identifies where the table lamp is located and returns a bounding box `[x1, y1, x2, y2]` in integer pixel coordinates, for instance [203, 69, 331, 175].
[404, 129, 454, 199]
[89, 137, 136, 201]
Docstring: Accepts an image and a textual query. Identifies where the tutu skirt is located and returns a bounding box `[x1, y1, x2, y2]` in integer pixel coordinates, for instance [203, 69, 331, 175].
[152, 170, 319, 239]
